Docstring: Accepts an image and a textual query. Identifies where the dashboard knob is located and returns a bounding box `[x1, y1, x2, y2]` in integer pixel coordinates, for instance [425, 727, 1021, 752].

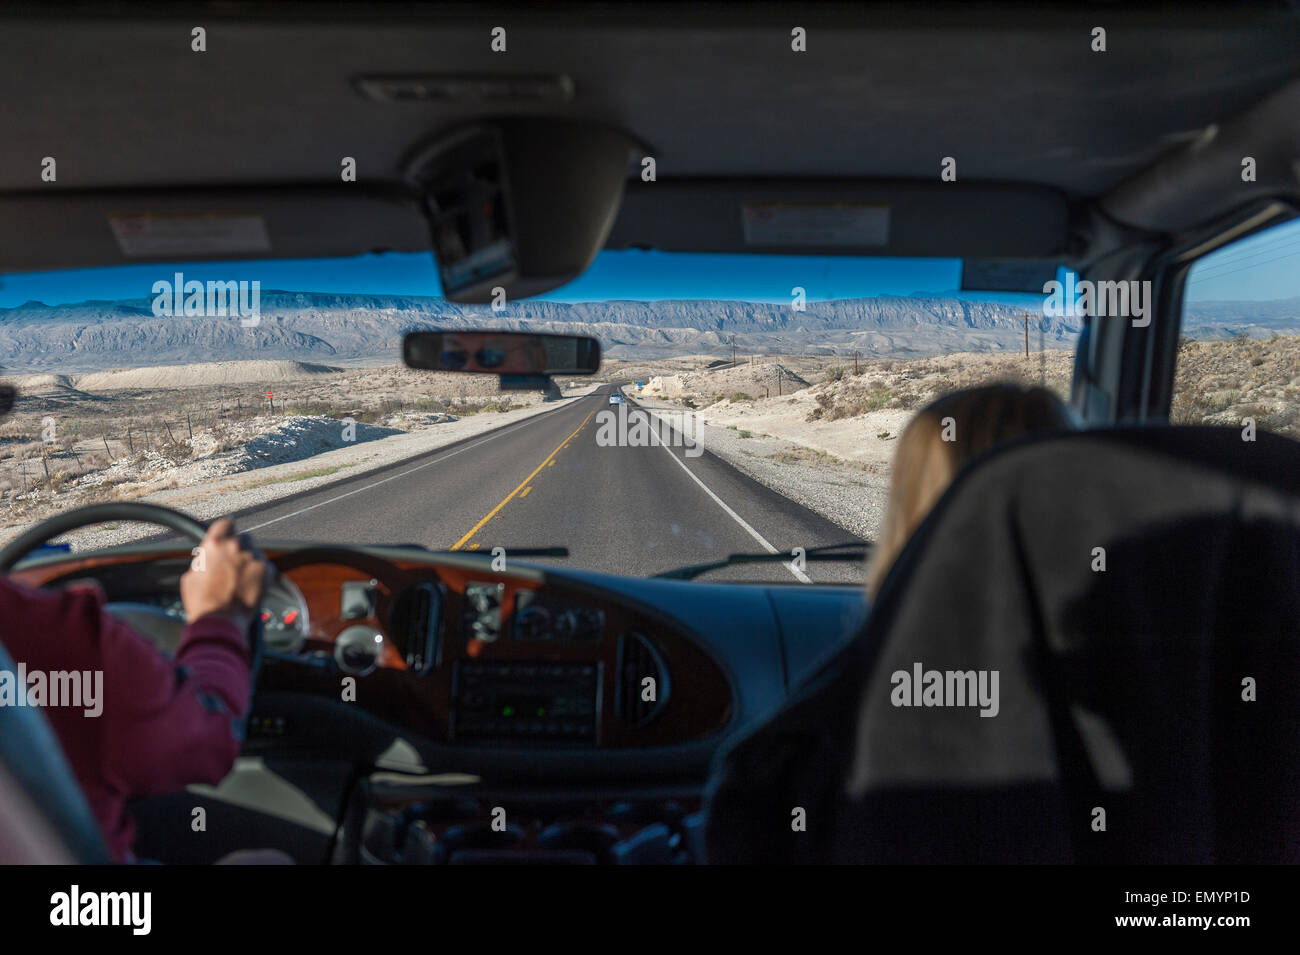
[335, 625, 384, 675]
[514, 604, 553, 641]
[556, 607, 604, 641]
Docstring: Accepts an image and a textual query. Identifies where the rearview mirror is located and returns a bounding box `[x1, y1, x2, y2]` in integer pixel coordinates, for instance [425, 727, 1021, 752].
[402, 331, 601, 376]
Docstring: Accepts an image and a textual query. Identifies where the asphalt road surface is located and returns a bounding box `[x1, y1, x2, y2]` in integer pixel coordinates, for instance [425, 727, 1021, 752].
[234, 385, 866, 584]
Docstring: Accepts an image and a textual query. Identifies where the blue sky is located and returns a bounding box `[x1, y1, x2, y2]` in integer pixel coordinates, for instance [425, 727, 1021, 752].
[0, 230, 1294, 309]
[534, 251, 966, 303]
[0, 253, 446, 308]
[0, 250, 974, 307]
[1185, 216, 1300, 302]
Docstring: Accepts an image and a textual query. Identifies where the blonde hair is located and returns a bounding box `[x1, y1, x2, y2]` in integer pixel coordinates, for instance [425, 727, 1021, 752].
[864, 384, 1076, 599]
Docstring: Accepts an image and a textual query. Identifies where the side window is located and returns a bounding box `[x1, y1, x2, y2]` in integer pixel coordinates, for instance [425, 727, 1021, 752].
[1175, 217, 1300, 437]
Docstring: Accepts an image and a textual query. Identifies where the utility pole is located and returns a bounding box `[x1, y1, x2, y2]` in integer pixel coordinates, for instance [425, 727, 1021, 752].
[1024, 312, 1030, 358]
[731, 335, 736, 366]
[854, 351, 860, 375]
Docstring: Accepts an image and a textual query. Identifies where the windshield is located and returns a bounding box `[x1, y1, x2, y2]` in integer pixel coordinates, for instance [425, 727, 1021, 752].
[0, 249, 1077, 582]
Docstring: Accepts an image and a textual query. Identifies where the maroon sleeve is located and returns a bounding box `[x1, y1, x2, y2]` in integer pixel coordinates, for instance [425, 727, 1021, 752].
[98, 611, 251, 796]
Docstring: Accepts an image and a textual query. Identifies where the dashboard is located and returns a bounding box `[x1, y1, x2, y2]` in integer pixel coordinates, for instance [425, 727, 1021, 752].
[13, 542, 865, 779]
[13, 541, 865, 863]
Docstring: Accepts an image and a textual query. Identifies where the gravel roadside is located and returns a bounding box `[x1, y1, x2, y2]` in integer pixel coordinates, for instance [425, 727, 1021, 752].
[634, 395, 889, 543]
[4, 386, 601, 552]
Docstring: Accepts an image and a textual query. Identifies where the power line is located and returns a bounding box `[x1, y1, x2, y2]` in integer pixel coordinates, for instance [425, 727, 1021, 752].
[1191, 234, 1300, 281]
[1194, 235, 1300, 275]
[1189, 247, 1300, 284]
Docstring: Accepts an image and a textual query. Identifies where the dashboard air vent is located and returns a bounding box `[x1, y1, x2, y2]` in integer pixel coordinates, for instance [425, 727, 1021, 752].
[617, 631, 670, 728]
[389, 582, 441, 673]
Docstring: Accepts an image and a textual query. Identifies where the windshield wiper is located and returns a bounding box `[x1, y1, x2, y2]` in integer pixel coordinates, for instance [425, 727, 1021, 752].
[653, 541, 870, 580]
[484, 546, 569, 558]
[386, 544, 570, 558]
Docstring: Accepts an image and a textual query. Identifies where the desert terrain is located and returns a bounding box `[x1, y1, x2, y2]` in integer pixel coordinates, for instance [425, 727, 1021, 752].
[2, 334, 1295, 550]
[0, 360, 591, 543]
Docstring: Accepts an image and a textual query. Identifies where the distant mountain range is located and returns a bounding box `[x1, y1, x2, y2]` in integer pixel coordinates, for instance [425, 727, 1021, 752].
[0, 291, 1290, 375]
[1182, 296, 1300, 337]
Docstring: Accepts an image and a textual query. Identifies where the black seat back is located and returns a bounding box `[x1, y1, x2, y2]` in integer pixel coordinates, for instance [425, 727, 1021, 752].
[705, 426, 1300, 863]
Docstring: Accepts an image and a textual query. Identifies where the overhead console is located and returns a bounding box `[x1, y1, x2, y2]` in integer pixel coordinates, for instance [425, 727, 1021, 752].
[405, 117, 642, 303]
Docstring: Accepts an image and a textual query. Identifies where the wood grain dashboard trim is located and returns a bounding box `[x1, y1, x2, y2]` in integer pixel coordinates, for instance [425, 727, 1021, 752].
[15, 547, 733, 748]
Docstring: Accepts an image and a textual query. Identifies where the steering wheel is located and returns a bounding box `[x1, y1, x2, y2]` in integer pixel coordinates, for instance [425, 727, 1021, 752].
[0, 502, 209, 571]
[0, 502, 268, 738]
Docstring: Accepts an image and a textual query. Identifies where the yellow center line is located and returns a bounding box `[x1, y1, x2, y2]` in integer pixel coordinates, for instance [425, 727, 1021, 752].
[451, 410, 594, 550]
[520, 486, 533, 498]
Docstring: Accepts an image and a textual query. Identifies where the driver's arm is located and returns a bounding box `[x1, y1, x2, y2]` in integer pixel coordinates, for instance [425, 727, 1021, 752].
[100, 519, 268, 795]
[97, 600, 251, 794]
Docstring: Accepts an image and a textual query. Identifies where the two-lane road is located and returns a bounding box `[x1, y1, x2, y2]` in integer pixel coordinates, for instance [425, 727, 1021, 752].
[234, 385, 865, 584]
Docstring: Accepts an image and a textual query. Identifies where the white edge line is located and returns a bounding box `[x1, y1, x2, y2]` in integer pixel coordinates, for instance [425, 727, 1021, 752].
[640, 408, 812, 584]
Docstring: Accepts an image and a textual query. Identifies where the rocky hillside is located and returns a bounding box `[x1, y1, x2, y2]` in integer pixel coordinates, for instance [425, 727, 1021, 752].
[0, 293, 1081, 374]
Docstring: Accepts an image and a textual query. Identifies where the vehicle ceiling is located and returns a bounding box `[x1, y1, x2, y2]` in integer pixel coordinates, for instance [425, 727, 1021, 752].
[1, 1, 1298, 271]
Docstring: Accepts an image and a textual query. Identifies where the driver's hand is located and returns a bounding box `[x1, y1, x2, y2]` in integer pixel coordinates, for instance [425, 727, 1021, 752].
[180, 518, 269, 629]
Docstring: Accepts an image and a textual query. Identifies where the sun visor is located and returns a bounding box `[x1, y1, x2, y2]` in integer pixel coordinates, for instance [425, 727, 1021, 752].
[0, 188, 431, 274]
[604, 180, 1070, 259]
